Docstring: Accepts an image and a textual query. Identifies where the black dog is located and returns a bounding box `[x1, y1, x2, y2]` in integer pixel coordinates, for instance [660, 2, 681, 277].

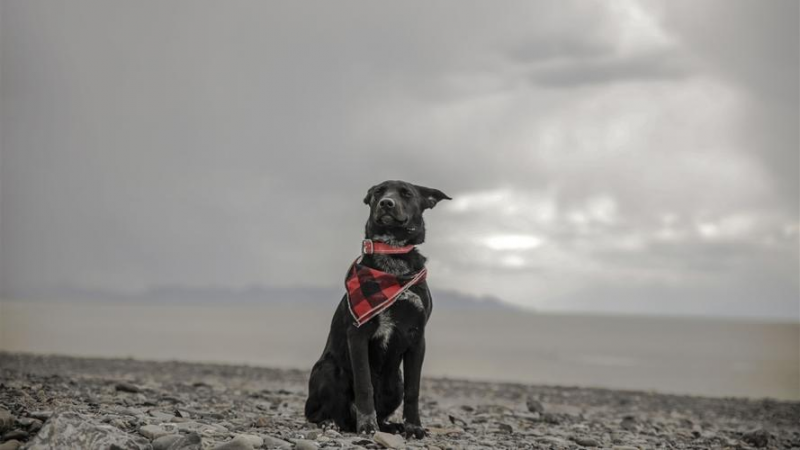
[305, 180, 451, 438]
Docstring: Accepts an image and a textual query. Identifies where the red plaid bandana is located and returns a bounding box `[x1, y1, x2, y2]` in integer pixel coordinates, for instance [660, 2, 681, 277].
[345, 241, 427, 327]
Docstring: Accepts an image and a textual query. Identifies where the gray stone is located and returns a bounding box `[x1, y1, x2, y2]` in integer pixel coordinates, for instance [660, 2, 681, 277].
[262, 435, 292, 448]
[743, 429, 770, 448]
[24, 412, 150, 450]
[0, 440, 21, 450]
[236, 434, 263, 448]
[165, 432, 202, 450]
[115, 382, 142, 393]
[149, 411, 176, 423]
[572, 436, 601, 447]
[620, 416, 637, 432]
[323, 429, 342, 438]
[538, 436, 570, 446]
[212, 435, 255, 450]
[525, 398, 545, 414]
[153, 434, 182, 450]
[373, 431, 405, 449]
[17, 418, 43, 432]
[0, 409, 14, 433]
[27, 412, 52, 421]
[140, 424, 171, 440]
[174, 421, 203, 432]
[292, 439, 319, 450]
[303, 430, 320, 440]
[122, 407, 146, 416]
[1, 430, 27, 441]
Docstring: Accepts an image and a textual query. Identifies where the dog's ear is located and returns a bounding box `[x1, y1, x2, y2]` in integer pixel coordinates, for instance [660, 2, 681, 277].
[415, 185, 452, 210]
[363, 185, 375, 205]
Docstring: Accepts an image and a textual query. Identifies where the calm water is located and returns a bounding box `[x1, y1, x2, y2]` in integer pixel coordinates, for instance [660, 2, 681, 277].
[1, 300, 797, 400]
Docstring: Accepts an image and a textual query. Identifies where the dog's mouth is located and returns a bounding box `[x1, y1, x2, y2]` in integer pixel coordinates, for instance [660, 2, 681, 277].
[374, 212, 408, 226]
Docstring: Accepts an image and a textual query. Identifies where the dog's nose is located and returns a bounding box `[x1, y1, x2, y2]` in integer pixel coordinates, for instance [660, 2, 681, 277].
[378, 198, 396, 209]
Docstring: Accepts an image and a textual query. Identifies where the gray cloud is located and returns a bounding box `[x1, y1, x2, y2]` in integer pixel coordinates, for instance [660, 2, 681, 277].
[660, 0, 800, 212]
[1, 1, 797, 319]
[528, 50, 692, 87]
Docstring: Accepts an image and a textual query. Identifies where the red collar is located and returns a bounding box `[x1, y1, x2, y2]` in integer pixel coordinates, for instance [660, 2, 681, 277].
[361, 239, 416, 255]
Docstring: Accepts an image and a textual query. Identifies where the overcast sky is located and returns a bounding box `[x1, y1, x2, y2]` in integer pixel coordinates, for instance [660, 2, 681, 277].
[1, 1, 798, 320]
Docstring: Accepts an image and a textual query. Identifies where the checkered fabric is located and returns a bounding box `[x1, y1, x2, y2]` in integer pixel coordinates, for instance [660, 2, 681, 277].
[345, 259, 427, 327]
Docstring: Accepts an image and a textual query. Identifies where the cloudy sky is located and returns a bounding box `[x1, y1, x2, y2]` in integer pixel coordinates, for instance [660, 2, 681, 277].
[1, 1, 797, 320]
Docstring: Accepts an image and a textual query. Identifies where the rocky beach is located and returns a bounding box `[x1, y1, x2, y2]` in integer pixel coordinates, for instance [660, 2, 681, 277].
[0, 352, 798, 450]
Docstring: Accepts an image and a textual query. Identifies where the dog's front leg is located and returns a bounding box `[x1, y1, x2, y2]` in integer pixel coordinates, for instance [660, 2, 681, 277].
[347, 326, 378, 434]
[402, 335, 427, 439]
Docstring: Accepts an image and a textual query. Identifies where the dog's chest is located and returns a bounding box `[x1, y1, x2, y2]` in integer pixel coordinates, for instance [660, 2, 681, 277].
[370, 255, 425, 350]
[371, 290, 424, 350]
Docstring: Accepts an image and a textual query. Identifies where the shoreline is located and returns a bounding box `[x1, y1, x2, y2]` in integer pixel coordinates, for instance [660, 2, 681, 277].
[0, 349, 792, 404]
[1, 352, 798, 449]
[3, 301, 796, 402]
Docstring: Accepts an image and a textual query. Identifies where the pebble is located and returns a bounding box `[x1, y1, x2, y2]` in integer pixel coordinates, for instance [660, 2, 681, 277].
[253, 416, 270, 427]
[122, 407, 146, 416]
[115, 382, 142, 393]
[236, 434, 264, 448]
[0, 410, 13, 434]
[572, 436, 601, 447]
[373, 431, 405, 449]
[262, 435, 293, 448]
[1, 430, 28, 441]
[28, 411, 53, 421]
[0, 408, 16, 433]
[497, 422, 513, 433]
[17, 418, 42, 431]
[620, 416, 637, 432]
[212, 435, 254, 450]
[149, 410, 176, 422]
[611, 446, 640, 450]
[174, 421, 210, 432]
[0, 441, 20, 450]
[538, 436, 570, 446]
[140, 424, 171, 440]
[164, 432, 202, 450]
[292, 439, 319, 450]
[743, 428, 770, 448]
[152, 434, 182, 450]
[303, 429, 321, 440]
[526, 397, 545, 414]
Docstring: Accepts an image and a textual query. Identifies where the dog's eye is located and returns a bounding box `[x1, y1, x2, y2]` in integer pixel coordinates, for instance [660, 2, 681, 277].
[401, 189, 413, 198]
[375, 187, 385, 195]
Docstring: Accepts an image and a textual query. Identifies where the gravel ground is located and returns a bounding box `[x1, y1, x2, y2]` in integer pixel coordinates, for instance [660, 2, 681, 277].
[0, 352, 798, 450]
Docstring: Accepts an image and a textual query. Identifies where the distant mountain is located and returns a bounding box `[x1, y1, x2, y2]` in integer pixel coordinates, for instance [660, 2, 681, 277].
[9, 284, 521, 312]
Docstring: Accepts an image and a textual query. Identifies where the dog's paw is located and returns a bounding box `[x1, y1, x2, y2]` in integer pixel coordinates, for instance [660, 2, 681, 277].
[356, 410, 379, 435]
[319, 420, 340, 432]
[379, 421, 405, 434]
[357, 420, 378, 435]
[403, 422, 427, 439]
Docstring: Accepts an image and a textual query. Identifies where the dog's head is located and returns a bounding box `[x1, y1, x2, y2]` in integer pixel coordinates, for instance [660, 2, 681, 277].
[363, 180, 451, 245]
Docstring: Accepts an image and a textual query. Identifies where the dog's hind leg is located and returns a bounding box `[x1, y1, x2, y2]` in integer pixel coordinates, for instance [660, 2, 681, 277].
[305, 356, 355, 431]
